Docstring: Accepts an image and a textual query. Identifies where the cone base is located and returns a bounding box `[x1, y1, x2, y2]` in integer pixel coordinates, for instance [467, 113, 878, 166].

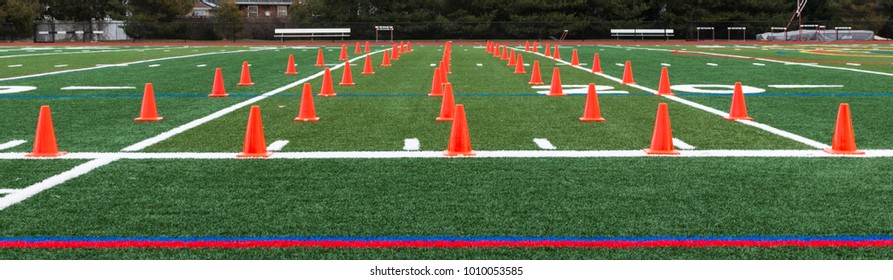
[725, 116, 753, 121]
[339, 82, 356, 86]
[579, 117, 606, 122]
[622, 82, 637, 85]
[823, 148, 865, 155]
[528, 82, 544, 85]
[592, 71, 603, 74]
[294, 117, 320, 122]
[25, 151, 68, 158]
[285, 72, 298, 75]
[381, 64, 392, 67]
[444, 150, 476, 157]
[656, 92, 675, 96]
[435, 117, 453, 122]
[237, 152, 273, 158]
[428, 93, 443, 97]
[135, 117, 164, 122]
[208, 94, 229, 98]
[644, 149, 680, 155]
[514, 71, 527, 74]
[237, 83, 255, 86]
[362, 72, 375, 75]
[318, 93, 337, 97]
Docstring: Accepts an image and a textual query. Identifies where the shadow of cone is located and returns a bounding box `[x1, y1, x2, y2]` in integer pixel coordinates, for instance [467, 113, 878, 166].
[208, 68, 228, 97]
[824, 103, 864, 155]
[339, 44, 348, 61]
[315, 49, 325, 66]
[513, 54, 526, 74]
[548, 68, 566, 96]
[294, 83, 320, 122]
[26, 106, 67, 157]
[591, 54, 602, 73]
[436, 83, 455, 122]
[284, 54, 298, 75]
[726, 82, 753, 120]
[429, 68, 444, 96]
[237, 106, 271, 158]
[362, 55, 375, 75]
[622, 60, 636, 85]
[339, 61, 355, 86]
[444, 104, 475, 157]
[237, 62, 254, 86]
[318, 68, 336, 97]
[135, 83, 163, 122]
[580, 83, 605, 122]
[570, 49, 580, 66]
[381, 50, 392, 67]
[656, 67, 673, 96]
[644, 103, 679, 155]
[528, 61, 544, 85]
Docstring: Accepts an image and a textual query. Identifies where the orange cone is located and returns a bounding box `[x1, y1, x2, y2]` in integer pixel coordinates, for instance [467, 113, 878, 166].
[657, 67, 674, 96]
[486, 41, 491, 53]
[824, 103, 864, 155]
[354, 42, 361, 54]
[362, 55, 375, 75]
[548, 68, 565, 96]
[407, 41, 413, 52]
[284, 54, 298, 75]
[544, 43, 551, 57]
[318, 68, 336, 97]
[553, 45, 561, 60]
[237, 62, 255, 86]
[391, 44, 399, 60]
[294, 83, 320, 122]
[208, 68, 228, 97]
[507, 50, 516, 66]
[237, 106, 271, 158]
[570, 49, 580, 66]
[399, 41, 405, 54]
[528, 60, 544, 85]
[501, 46, 509, 60]
[444, 104, 475, 157]
[726, 82, 752, 120]
[513, 54, 526, 74]
[429, 67, 444, 96]
[339, 61, 355, 86]
[315, 49, 325, 66]
[440, 63, 449, 84]
[621, 60, 635, 85]
[26, 106, 66, 157]
[339, 44, 348, 61]
[364, 41, 370, 53]
[580, 83, 606, 122]
[436, 83, 456, 122]
[532, 41, 538, 53]
[591, 53, 603, 73]
[442, 58, 452, 74]
[525, 41, 530, 52]
[493, 43, 500, 57]
[644, 103, 679, 155]
[381, 50, 392, 67]
[135, 83, 163, 122]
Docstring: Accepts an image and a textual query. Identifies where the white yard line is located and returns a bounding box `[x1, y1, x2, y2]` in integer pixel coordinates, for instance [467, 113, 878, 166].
[476, 63, 483, 67]
[706, 63, 718, 66]
[0, 140, 26, 150]
[61, 86, 136, 90]
[266, 140, 289, 151]
[0, 46, 187, 59]
[533, 138, 557, 150]
[196, 64, 207, 67]
[0, 157, 118, 211]
[0, 189, 18, 194]
[661, 63, 671, 67]
[8, 64, 22, 68]
[846, 63, 861, 66]
[403, 138, 420, 151]
[672, 138, 696, 150]
[54, 64, 68, 68]
[148, 64, 161, 68]
[768, 85, 843, 89]
[753, 63, 766, 66]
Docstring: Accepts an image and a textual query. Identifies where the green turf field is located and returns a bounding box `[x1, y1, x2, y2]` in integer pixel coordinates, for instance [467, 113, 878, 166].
[1, 42, 893, 259]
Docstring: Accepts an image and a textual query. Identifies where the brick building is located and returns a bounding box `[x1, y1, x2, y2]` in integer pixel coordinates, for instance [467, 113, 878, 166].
[191, 0, 301, 18]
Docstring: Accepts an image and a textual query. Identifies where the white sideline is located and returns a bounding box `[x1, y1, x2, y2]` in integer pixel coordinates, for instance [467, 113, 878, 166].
[403, 139, 420, 151]
[121, 48, 387, 152]
[672, 138, 696, 150]
[533, 138, 557, 150]
[1, 150, 891, 160]
[0, 157, 117, 211]
[266, 140, 289, 151]
[514, 46, 831, 150]
[0, 189, 18, 194]
[61, 86, 136, 90]
[0, 140, 26, 150]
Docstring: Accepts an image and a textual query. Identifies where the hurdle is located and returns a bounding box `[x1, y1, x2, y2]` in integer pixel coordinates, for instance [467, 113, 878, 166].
[770, 27, 787, 41]
[727, 27, 746, 41]
[835, 26, 852, 41]
[696, 27, 715, 41]
[375, 26, 394, 42]
[799, 24, 823, 41]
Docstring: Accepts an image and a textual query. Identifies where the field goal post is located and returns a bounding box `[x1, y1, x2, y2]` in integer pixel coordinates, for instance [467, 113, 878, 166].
[696, 27, 715, 41]
[375, 26, 394, 42]
[728, 27, 746, 41]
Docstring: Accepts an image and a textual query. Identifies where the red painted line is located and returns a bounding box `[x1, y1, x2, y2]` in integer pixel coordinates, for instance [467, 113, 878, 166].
[3, 240, 893, 249]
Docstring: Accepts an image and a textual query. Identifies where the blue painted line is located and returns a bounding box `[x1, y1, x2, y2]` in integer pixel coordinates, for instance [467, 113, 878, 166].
[2, 235, 893, 242]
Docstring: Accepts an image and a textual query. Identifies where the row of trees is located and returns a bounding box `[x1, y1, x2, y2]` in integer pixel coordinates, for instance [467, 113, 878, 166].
[2, 0, 193, 38]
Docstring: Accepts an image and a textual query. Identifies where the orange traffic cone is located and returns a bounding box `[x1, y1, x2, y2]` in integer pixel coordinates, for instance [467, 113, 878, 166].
[486, 41, 492, 53]
[824, 103, 864, 155]
[493, 43, 500, 57]
[507, 50, 516, 66]
[444, 104, 475, 157]
[364, 41, 370, 53]
[135, 83, 163, 122]
[318, 68, 336, 97]
[657, 67, 674, 96]
[315, 49, 325, 66]
[26, 106, 66, 157]
[591, 53, 603, 73]
[570, 49, 580, 66]
[284, 54, 298, 75]
[339, 61, 355, 86]
[501, 46, 509, 60]
[429, 67, 444, 96]
[399, 41, 405, 54]
[237, 106, 271, 158]
[580, 83, 606, 122]
[362, 55, 375, 75]
[237, 62, 254, 86]
[529, 60, 544, 85]
[436, 83, 456, 122]
[440, 63, 449, 84]
[525, 41, 530, 52]
[545, 44, 551, 57]
[513, 54, 526, 74]
[391, 44, 399, 60]
[622, 60, 636, 85]
[553, 45, 561, 60]
[726, 82, 752, 120]
[381, 50, 392, 67]
[532, 41, 539, 53]
[407, 41, 413, 52]
[548, 68, 565, 96]
[354, 42, 361, 54]
[644, 103, 679, 155]
[339, 44, 348, 61]
[208, 68, 228, 97]
[294, 83, 319, 122]
[442, 58, 452, 74]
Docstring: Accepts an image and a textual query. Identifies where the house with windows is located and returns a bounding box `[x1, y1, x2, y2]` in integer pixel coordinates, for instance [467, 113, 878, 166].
[190, 0, 301, 18]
